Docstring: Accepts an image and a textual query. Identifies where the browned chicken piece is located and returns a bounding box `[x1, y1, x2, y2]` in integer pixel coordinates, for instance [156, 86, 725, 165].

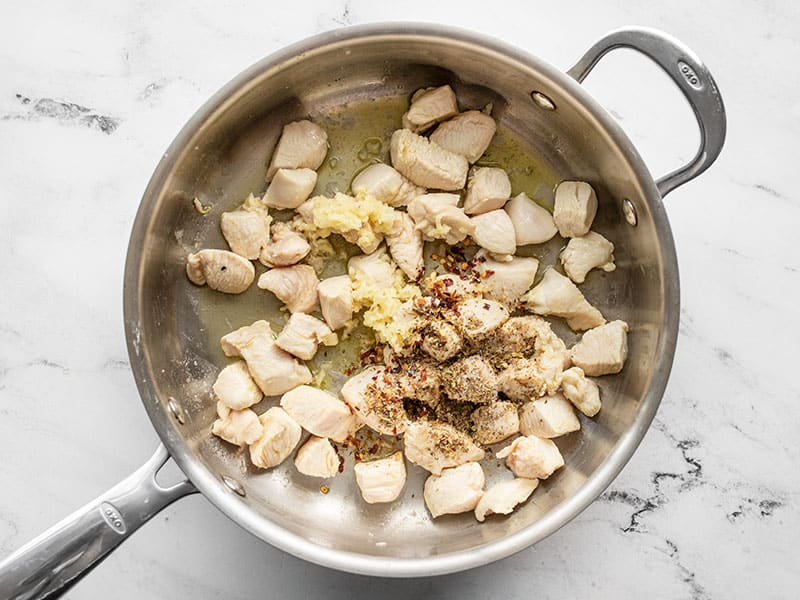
[249, 407, 302, 469]
[220, 193, 272, 259]
[386, 212, 424, 280]
[257, 264, 319, 313]
[354, 452, 407, 503]
[350, 163, 426, 207]
[391, 361, 443, 408]
[212, 361, 262, 410]
[497, 358, 548, 401]
[463, 167, 512, 215]
[448, 298, 509, 341]
[401, 85, 459, 133]
[420, 319, 463, 363]
[474, 478, 538, 522]
[504, 192, 558, 245]
[553, 180, 598, 238]
[423, 462, 485, 518]
[266, 120, 328, 181]
[474, 251, 539, 305]
[560, 231, 616, 283]
[263, 168, 318, 209]
[570, 320, 629, 376]
[317, 275, 353, 331]
[280, 385, 360, 443]
[521, 268, 605, 331]
[429, 110, 496, 163]
[259, 221, 311, 268]
[518, 393, 581, 438]
[211, 407, 262, 447]
[560, 366, 601, 417]
[294, 436, 339, 478]
[220, 320, 311, 396]
[186, 249, 255, 294]
[470, 209, 517, 257]
[403, 420, 485, 474]
[390, 129, 469, 191]
[275, 313, 336, 361]
[340, 366, 410, 435]
[471, 401, 520, 445]
[497, 435, 564, 479]
[441, 355, 498, 405]
[406, 193, 474, 245]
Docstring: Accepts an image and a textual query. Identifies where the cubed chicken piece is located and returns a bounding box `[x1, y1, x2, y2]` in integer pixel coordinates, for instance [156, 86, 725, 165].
[275, 313, 336, 361]
[448, 298, 509, 341]
[497, 358, 548, 401]
[386, 212, 424, 280]
[471, 401, 520, 445]
[497, 435, 564, 479]
[474, 478, 539, 522]
[404, 421, 485, 474]
[521, 269, 605, 331]
[474, 251, 539, 305]
[407, 193, 474, 245]
[518, 393, 580, 438]
[553, 181, 598, 238]
[420, 319, 463, 363]
[463, 168, 512, 215]
[318, 275, 353, 331]
[257, 264, 319, 314]
[212, 361, 262, 410]
[423, 462, 485, 518]
[560, 366, 601, 417]
[504, 192, 558, 245]
[348, 248, 397, 288]
[220, 320, 311, 396]
[441, 355, 498, 405]
[401, 85, 459, 133]
[350, 163, 426, 207]
[280, 385, 360, 443]
[340, 366, 409, 435]
[390, 129, 468, 191]
[390, 361, 442, 408]
[570, 320, 629, 376]
[266, 120, 328, 181]
[560, 231, 616, 283]
[263, 168, 318, 209]
[211, 407, 262, 447]
[429, 110, 496, 163]
[484, 316, 568, 391]
[294, 436, 339, 478]
[186, 249, 255, 294]
[249, 407, 302, 469]
[354, 452, 407, 504]
[220, 193, 272, 259]
[470, 210, 516, 256]
[259, 221, 311, 268]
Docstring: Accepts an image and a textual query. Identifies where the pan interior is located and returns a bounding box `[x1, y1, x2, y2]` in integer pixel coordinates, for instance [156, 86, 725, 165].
[129, 31, 670, 564]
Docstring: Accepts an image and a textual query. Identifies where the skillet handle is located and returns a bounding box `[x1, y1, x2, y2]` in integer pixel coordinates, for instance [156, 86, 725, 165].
[0, 444, 196, 600]
[567, 27, 726, 198]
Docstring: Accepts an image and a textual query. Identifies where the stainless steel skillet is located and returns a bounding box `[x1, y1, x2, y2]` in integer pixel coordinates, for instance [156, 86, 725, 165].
[0, 23, 725, 598]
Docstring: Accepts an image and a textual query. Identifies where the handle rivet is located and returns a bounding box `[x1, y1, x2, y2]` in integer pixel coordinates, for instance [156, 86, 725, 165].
[167, 396, 186, 425]
[622, 198, 638, 226]
[222, 476, 246, 497]
[530, 91, 556, 111]
[167, 397, 185, 425]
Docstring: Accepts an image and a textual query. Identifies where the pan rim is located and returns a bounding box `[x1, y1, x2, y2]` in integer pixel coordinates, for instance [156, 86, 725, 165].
[123, 21, 679, 577]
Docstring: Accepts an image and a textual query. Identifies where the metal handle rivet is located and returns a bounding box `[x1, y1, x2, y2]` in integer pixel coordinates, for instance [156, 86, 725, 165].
[530, 91, 556, 111]
[222, 476, 246, 497]
[167, 397, 185, 425]
[622, 198, 638, 226]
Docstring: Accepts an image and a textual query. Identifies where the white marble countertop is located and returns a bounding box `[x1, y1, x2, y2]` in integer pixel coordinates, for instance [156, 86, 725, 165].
[1, 1, 798, 598]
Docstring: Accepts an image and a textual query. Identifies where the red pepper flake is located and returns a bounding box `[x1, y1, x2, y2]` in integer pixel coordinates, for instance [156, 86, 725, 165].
[337, 454, 345, 473]
[392, 426, 398, 436]
[420, 370, 428, 382]
[483, 302, 490, 310]
[368, 444, 379, 454]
